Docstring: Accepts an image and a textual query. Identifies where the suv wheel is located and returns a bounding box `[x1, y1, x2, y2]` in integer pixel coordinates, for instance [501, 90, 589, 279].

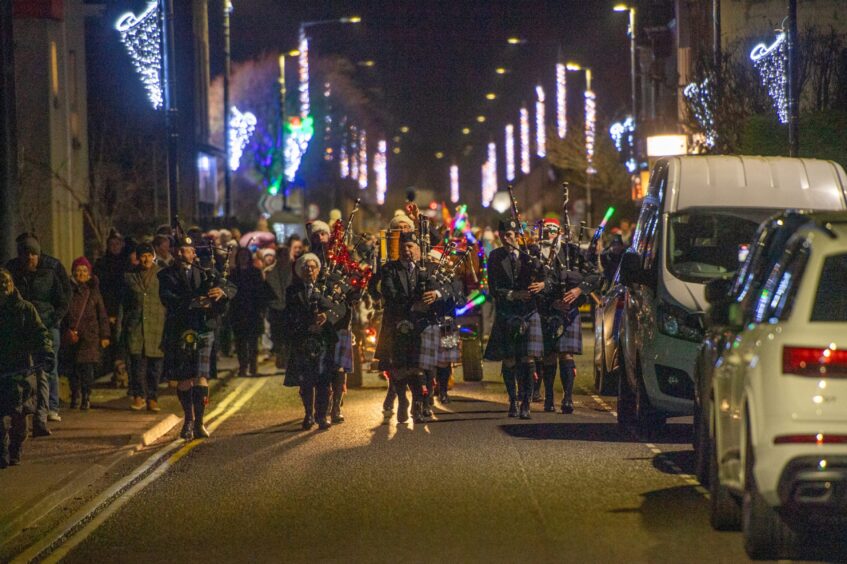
[617, 352, 636, 425]
[693, 397, 710, 486]
[709, 427, 740, 530]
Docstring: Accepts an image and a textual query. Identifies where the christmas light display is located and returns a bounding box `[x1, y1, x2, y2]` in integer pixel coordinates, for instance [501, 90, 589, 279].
[228, 106, 257, 171]
[298, 29, 310, 119]
[505, 124, 515, 181]
[556, 63, 567, 139]
[683, 79, 717, 147]
[750, 31, 788, 123]
[481, 141, 497, 208]
[350, 126, 359, 180]
[324, 82, 333, 161]
[450, 164, 460, 203]
[339, 142, 349, 178]
[609, 116, 638, 172]
[519, 107, 530, 174]
[374, 139, 387, 205]
[115, 2, 163, 109]
[535, 85, 546, 157]
[358, 129, 368, 189]
[584, 89, 597, 174]
[283, 115, 314, 182]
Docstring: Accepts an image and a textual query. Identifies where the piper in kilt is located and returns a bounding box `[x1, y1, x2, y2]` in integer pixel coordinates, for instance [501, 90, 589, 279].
[484, 219, 545, 419]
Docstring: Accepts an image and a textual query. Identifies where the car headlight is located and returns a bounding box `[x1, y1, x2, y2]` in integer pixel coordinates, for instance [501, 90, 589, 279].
[657, 302, 704, 343]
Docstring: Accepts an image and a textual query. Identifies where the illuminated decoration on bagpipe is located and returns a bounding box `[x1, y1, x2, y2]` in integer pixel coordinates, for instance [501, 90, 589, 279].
[358, 129, 368, 189]
[349, 126, 359, 179]
[283, 115, 314, 182]
[609, 116, 638, 172]
[374, 140, 387, 205]
[228, 107, 257, 171]
[556, 63, 567, 139]
[298, 30, 310, 119]
[750, 31, 788, 124]
[584, 89, 597, 174]
[450, 164, 460, 204]
[115, 2, 163, 109]
[535, 85, 546, 157]
[481, 141, 497, 208]
[519, 107, 530, 174]
[683, 79, 717, 148]
[505, 124, 515, 181]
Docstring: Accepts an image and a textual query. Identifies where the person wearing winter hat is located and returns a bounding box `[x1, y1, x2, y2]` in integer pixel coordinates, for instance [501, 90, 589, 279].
[94, 230, 131, 389]
[6, 233, 71, 431]
[389, 214, 415, 233]
[328, 209, 342, 227]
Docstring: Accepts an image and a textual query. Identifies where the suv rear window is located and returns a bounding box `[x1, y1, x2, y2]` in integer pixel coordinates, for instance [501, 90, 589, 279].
[811, 253, 847, 322]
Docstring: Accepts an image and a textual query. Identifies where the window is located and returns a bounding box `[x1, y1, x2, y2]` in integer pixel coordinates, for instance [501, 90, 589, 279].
[811, 253, 847, 322]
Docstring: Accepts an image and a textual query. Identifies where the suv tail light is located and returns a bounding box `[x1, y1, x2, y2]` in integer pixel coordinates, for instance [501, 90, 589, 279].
[774, 434, 847, 445]
[783, 346, 847, 377]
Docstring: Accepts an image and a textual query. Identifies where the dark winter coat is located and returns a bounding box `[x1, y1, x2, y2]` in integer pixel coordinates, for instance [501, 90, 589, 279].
[264, 259, 293, 314]
[5, 254, 71, 329]
[118, 265, 166, 358]
[229, 266, 268, 337]
[281, 281, 346, 380]
[94, 253, 130, 317]
[158, 262, 237, 335]
[484, 246, 541, 361]
[63, 277, 110, 365]
[0, 290, 53, 374]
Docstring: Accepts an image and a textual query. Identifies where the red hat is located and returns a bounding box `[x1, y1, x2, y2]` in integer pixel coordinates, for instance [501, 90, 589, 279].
[71, 256, 92, 272]
[543, 218, 560, 228]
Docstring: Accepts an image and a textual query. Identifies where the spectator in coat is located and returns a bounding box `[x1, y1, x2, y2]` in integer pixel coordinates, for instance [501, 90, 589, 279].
[0, 268, 54, 468]
[93, 230, 130, 388]
[118, 243, 166, 412]
[229, 248, 268, 377]
[63, 257, 110, 410]
[6, 234, 70, 433]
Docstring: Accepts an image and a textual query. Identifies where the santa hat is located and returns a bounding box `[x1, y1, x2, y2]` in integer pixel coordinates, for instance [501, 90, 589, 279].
[543, 218, 561, 229]
[308, 220, 331, 236]
[428, 246, 444, 262]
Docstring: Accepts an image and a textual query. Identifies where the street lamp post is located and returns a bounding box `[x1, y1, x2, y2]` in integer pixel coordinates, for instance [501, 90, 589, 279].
[566, 62, 595, 226]
[162, 0, 180, 225]
[613, 4, 637, 127]
[223, 0, 233, 219]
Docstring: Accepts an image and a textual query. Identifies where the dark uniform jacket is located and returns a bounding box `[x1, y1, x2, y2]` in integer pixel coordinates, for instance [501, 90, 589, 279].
[6, 254, 71, 329]
[158, 261, 236, 336]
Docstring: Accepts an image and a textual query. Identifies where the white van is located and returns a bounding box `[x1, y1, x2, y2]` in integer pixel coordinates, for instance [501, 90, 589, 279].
[615, 155, 847, 429]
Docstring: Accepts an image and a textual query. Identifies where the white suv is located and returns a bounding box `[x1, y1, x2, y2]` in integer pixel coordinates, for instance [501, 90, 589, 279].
[708, 213, 847, 559]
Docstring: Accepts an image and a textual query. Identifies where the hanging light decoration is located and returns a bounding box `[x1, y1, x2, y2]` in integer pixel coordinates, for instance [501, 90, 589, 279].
[339, 143, 349, 178]
[350, 125, 359, 180]
[482, 141, 497, 208]
[450, 164, 460, 204]
[323, 82, 333, 161]
[683, 79, 717, 148]
[556, 62, 567, 139]
[374, 139, 387, 205]
[228, 106, 257, 171]
[519, 106, 530, 174]
[505, 124, 515, 181]
[609, 116, 637, 172]
[283, 115, 314, 182]
[115, 2, 163, 109]
[298, 29, 310, 119]
[358, 129, 368, 189]
[535, 85, 546, 157]
[750, 31, 788, 124]
[585, 89, 597, 175]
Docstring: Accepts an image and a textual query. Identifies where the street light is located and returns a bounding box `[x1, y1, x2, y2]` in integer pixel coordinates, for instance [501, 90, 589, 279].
[476, 115, 486, 123]
[485, 92, 497, 100]
[495, 67, 508, 75]
[565, 62, 596, 225]
[613, 4, 638, 128]
[506, 37, 526, 45]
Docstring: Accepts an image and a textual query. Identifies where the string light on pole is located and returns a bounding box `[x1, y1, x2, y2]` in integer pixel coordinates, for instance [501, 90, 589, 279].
[374, 139, 387, 205]
[585, 88, 597, 175]
[683, 79, 717, 148]
[505, 124, 515, 181]
[323, 82, 333, 161]
[750, 30, 788, 124]
[339, 142, 349, 178]
[298, 28, 310, 119]
[535, 85, 546, 157]
[519, 106, 530, 174]
[609, 116, 638, 172]
[283, 115, 314, 183]
[228, 106, 257, 171]
[115, 2, 163, 109]
[450, 164, 460, 203]
[556, 62, 567, 139]
[358, 128, 368, 189]
[349, 125, 359, 180]
[481, 141, 497, 208]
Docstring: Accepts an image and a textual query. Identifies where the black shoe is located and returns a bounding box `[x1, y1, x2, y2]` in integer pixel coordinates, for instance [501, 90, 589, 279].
[544, 404, 556, 413]
[317, 418, 331, 430]
[302, 416, 315, 430]
[194, 423, 210, 438]
[331, 412, 345, 424]
[561, 401, 574, 414]
[531, 393, 542, 403]
[32, 426, 52, 438]
[519, 401, 531, 420]
[9, 455, 20, 466]
[439, 392, 450, 404]
[80, 397, 90, 411]
[508, 401, 518, 418]
[180, 420, 194, 440]
[422, 405, 433, 418]
[397, 409, 409, 423]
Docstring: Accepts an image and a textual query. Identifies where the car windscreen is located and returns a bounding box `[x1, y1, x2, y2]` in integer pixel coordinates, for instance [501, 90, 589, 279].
[811, 253, 847, 322]
[667, 209, 769, 283]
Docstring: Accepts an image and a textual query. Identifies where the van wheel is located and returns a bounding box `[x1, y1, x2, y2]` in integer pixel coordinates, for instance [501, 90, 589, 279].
[709, 428, 740, 530]
[617, 352, 636, 426]
[593, 334, 607, 394]
[742, 426, 798, 560]
[693, 397, 710, 486]
[634, 364, 665, 433]
[595, 347, 619, 396]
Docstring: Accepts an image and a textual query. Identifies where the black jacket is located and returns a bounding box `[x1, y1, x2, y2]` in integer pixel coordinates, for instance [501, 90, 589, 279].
[0, 290, 53, 374]
[6, 254, 71, 329]
[158, 262, 237, 334]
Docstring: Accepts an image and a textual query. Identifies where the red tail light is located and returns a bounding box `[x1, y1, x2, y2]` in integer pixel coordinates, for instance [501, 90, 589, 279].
[774, 434, 847, 445]
[783, 346, 847, 377]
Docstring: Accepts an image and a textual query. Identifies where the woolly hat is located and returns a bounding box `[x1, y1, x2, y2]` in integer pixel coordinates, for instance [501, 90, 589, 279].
[309, 220, 331, 236]
[17, 236, 41, 256]
[136, 242, 155, 257]
[390, 214, 415, 230]
[329, 209, 342, 224]
[497, 218, 519, 233]
[294, 253, 321, 278]
[71, 256, 92, 272]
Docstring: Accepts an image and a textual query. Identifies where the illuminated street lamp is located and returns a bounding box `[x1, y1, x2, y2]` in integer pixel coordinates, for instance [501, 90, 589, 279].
[476, 115, 486, 123]
[613, 4, 638, 128]
[485, 92, 497, 100]
[565, 62, 596, 225]
[495, 67, 508, 75]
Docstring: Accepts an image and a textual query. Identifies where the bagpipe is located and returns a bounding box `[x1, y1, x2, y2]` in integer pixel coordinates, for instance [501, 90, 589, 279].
[170, 216, 232, 318]
[505, 184, 550, 283]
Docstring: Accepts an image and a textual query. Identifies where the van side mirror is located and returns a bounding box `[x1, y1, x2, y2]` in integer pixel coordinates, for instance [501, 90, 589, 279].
[704, 278, 736, 328]
[619, 252, 642, 287]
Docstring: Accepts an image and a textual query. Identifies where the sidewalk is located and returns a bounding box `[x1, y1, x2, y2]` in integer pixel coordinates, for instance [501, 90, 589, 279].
[0, 355, 243, 548]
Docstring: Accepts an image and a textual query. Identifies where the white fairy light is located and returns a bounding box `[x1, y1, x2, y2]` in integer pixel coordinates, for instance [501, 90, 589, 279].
[585, 89, 596, 175]
[556, 63, 567, 139]
[750, 31, 788, 124]
[519, 106, 530, 174]
[350, 125, 359, 180]
[609, 116, 637, 171]
[505, 124, 515, 181]
[324, 82, 333, 161]
[228, 106, 257, 171]
[358, 129, 368, 189]
[535, 85, 546, 157]
[450, 164, 460, 204]
[482, 141, 497, 208]
[374, 139, 387, 204]
[683, 79, 717, 147]
[298, 29, 310, 120]
[339, 142, 349, 178]
[115, 2, 162, 109]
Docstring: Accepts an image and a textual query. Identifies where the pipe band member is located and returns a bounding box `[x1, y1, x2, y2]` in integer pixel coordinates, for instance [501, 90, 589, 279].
[159, 236, 236, 440]
[484, 219, 545, 419]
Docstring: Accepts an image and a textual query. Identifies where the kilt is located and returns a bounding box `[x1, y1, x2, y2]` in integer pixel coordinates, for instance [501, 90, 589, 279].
[418, 324, 441, 372]
[438, 326, 461, 365]
[484, 311, 543, 361]
[555, 312, 583, 354]
[334, 329, 354, 372]
[173, 331, 214, 381]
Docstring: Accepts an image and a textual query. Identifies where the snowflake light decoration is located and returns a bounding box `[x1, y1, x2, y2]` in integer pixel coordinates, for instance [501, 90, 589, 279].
[750, 31, 788, 124]
[115, 2, 163, 109]
[683, 79, 717, 148]
[228, 106, 257, 171]
[609, 116, 637, 172]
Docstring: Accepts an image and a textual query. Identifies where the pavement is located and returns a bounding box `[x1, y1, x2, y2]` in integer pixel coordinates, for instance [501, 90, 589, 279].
[0, 355, 242, 552]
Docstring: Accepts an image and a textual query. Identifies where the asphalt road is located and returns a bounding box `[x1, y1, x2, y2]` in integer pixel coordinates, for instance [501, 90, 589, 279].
[35, 343, 772, 564]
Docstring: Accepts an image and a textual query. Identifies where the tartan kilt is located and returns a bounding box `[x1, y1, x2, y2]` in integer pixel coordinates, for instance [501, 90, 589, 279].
[418, 324, 441, 372]
[484, 311, 543, 361]
[555, 311, 583, 354]
[334, 329, 354, 372]
[438, 328, 461, 365]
